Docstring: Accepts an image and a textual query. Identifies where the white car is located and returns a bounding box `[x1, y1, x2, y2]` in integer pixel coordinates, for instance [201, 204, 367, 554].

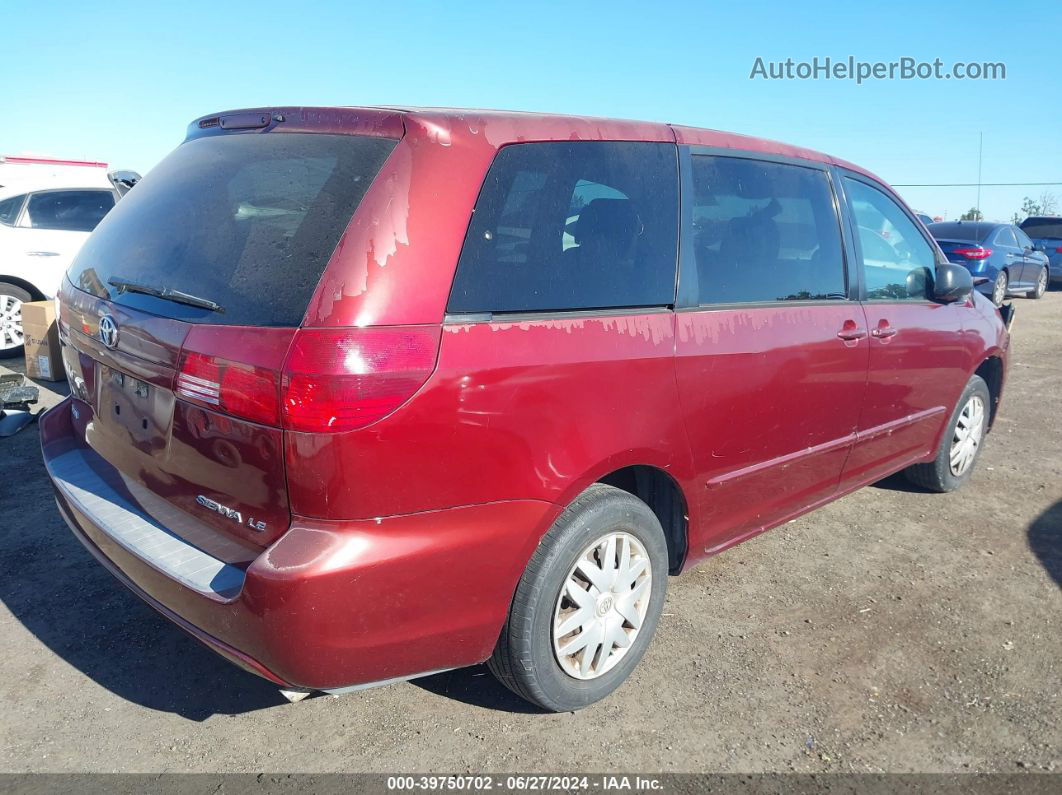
[0, 156, 139, 357]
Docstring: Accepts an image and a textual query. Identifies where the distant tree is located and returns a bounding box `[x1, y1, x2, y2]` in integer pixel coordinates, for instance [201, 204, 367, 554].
[1012, 192, 1059, 224]
[1020, 196, 1042, 218]
[960, 207, 984, 221]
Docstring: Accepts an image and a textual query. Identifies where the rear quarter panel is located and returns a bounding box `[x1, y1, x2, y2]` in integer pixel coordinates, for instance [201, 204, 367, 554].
[1, 227, 87, 297]
[291, 114, 696, 536]
[285, 312, 697, 522]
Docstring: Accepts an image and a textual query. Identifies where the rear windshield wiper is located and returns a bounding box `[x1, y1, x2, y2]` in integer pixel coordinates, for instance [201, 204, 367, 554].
[108, 277, 224, 313]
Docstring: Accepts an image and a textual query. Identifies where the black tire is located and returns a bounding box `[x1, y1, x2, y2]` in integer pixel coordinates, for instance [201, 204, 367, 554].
[0, 282, 33, 359]
[488, 484, 668, 712]
[990, 270, 1008, 307]
[1026, 265, 1048, 299]
[904, 375, 991, 493]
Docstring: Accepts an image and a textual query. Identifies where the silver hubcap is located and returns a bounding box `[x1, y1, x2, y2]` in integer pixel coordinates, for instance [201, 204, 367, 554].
[552, 532, 652, 680]
[950, 395, 985, 476]
[0, 294, 24, 350]
[1038, 267, 1048, 295]
[993, 274, 1007, 305]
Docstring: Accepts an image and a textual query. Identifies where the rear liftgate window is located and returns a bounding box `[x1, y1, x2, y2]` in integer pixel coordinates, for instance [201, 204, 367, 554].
[68, 132, 398, 326]
[448, 142, 679, 314]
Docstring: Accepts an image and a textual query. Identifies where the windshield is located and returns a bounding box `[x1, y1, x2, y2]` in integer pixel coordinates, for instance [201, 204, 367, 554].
[68, 132, 397, 326]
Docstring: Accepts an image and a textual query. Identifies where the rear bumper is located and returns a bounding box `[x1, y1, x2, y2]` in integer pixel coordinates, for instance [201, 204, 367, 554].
[41, 398, 555, 691]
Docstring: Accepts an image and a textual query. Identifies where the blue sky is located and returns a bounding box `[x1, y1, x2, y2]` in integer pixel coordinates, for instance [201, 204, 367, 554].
[5, 0, 1060, 221]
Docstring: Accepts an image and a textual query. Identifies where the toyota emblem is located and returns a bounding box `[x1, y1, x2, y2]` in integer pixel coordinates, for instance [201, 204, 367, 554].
[98, 315, 119, 349]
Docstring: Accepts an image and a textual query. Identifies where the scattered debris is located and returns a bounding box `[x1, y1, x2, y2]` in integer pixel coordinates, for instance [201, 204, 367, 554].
[0, 373, 39, 410]
[0, 374, 41, 437]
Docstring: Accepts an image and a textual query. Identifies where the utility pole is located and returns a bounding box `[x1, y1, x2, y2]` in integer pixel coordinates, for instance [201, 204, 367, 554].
[976, 131, 983, 220]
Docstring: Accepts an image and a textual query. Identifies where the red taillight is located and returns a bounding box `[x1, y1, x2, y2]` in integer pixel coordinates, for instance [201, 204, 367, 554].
[177, 351, 281, 426]
[281, 326, 441, 433]
[953, 247, 992, 260]
[175, 327, 294, 426]
[1055, 247, 1062, 254]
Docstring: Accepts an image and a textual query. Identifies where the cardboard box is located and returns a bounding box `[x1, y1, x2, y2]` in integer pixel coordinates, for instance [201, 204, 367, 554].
[21, 301, 66, 382]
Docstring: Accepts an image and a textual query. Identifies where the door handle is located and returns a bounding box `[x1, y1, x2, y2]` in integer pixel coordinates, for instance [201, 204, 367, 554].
[871, 325, 898, 339]
[837, 325, 867, 341]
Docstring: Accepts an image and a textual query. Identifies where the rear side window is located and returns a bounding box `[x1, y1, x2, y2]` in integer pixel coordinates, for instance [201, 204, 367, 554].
[448, 142, 679, 314]
[995, 226, 1018, 247]
[1020, 218, 1062, 239]
[0, 194, 24, 225]
[689, 156, 846, 304]
[68, 132, 397, 326]
[844, 178, 935, 301]
[24, 190, 114, 232]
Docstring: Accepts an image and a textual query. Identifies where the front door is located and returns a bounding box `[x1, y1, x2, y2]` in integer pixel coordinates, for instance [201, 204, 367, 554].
[838, 173, 970, 486]
[1015, 226, 1046, 289]
[992, 225, 1028, 288]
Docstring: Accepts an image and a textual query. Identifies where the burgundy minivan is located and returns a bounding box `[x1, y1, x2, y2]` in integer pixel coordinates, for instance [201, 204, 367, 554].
[41, 107, 1009, 711]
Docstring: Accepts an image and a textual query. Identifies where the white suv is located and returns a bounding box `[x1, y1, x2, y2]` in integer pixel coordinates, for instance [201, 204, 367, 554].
[0, 157, 139, 357]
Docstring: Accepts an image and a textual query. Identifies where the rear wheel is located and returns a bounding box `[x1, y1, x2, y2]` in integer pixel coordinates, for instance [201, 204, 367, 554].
[1027, 265, 1048, 299]
[488, 484, 668, 712]
[991, 270, 1008, 307]
[904, 375, 990, 492]
[0, 282, 32, 359]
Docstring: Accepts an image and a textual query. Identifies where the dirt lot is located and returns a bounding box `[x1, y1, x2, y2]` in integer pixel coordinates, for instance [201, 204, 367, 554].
[0, 294, 1059, 775]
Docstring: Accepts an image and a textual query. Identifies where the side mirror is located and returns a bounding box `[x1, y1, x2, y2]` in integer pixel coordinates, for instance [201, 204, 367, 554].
[934, 263, 974, 303]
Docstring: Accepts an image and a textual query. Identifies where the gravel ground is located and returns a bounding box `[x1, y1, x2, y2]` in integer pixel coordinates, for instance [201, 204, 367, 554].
[0, 294, 1059, 775]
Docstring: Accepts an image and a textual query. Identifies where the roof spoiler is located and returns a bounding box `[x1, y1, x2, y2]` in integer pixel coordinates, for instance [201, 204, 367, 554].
[1, 155, 108, 168]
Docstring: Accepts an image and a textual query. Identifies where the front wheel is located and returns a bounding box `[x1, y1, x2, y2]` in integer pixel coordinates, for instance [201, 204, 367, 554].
[488, 484, 668, 712]
[904, 375, 990, 492]
[1027, 265, 1048, 299]
[990, 270, 1008, 307]
[0, 282, 32, 359]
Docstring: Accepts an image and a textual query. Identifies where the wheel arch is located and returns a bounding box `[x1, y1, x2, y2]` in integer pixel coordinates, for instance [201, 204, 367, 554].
[0, 275, 46, 301]
[973, 354, 1005, 430]
[593, 465, 690, 574]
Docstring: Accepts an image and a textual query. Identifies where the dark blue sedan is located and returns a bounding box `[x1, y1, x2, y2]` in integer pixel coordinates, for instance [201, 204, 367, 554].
[1019, 216, 1062, 286]
[928, 221, 1051, 306]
